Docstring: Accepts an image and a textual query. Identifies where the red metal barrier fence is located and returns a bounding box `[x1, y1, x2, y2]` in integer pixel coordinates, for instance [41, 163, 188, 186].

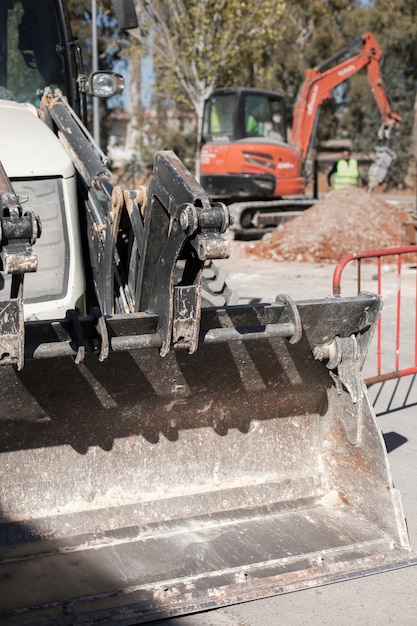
[332, 245, 417, 386]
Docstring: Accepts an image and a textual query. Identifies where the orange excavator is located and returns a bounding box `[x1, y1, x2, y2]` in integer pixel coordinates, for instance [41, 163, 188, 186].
[199, 32, 402, 231]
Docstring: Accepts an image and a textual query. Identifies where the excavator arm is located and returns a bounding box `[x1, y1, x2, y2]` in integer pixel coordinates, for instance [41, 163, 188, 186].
[291, 32, 402, 162]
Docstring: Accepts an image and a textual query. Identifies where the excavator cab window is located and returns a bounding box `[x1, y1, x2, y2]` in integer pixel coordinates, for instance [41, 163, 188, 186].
[0, 0, 67, 104]
[202, 92, 236, 143]
[202, 90, 288, 145]
[242, 93, 286, 141]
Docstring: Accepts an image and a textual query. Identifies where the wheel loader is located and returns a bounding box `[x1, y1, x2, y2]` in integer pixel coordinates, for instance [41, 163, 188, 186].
[0, 2, 416, 624]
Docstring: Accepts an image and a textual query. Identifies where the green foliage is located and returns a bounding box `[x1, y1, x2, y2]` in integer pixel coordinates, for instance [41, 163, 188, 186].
[134, 101, 197, 169]
[132, 1, 285, 110]
[68, 0, 133, 72]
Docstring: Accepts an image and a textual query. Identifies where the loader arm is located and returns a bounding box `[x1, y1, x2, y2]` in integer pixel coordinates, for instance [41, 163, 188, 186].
[291, 32, 402, 162]
[40, 92, 233, 337]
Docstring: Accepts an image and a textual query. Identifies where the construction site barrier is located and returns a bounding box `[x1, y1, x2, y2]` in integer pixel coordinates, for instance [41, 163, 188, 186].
[332, 245, 417, 386]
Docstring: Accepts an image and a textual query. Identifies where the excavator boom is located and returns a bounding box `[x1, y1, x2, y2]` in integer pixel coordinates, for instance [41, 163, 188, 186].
[291, 32, 402, 161]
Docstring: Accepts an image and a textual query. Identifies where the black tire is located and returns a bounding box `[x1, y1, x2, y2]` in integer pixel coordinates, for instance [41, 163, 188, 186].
[201, 261, 238, 307]
[240, 209, 254, 229]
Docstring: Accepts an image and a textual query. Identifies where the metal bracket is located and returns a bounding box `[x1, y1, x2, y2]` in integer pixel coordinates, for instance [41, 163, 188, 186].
[0, 160, 41, 370]
[137, 151, 232, 356]
[314, 335, 362, 401]
[274, 294, 302, 344]
[0, 211, 40, 275]
[0, 298, 24, 369]
[313, 335, 363, 445]
[0, 160, 41, 276]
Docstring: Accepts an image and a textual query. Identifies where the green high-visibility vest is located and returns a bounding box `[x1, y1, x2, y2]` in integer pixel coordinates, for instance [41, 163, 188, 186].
[210, 107, 221, 133]
[333, 159, 359, 189]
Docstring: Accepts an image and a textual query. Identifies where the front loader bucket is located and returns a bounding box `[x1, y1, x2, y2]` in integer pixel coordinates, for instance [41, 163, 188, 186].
[0, 293, 415, 624]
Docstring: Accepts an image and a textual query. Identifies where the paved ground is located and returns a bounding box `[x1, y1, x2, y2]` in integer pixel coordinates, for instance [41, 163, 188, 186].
[152, 244, 417, 626]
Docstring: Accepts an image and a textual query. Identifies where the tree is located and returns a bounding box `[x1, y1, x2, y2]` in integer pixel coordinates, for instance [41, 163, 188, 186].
[128, 0, 286, 173]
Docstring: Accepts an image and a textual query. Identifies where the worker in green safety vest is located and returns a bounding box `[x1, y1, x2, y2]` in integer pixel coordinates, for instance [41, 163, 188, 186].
[327, 148, 361, 190]
[210, 105, 221, 133]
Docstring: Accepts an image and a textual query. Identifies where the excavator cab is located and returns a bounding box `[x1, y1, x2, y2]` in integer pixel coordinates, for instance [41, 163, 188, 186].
[200, 88, 303, 201]
[202, 88, 287, 144]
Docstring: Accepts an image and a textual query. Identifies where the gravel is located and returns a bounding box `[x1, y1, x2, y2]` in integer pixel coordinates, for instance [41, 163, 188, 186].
[248, 187, 415, 263]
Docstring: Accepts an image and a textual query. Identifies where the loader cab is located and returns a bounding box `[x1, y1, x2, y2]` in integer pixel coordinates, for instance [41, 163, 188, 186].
[202, 88, 288, 145]
[0, 0, 80, 110]
[0, 0, 134, 118]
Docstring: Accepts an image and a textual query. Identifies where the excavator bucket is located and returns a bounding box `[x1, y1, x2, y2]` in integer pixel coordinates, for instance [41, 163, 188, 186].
[0, 152, 415, 625]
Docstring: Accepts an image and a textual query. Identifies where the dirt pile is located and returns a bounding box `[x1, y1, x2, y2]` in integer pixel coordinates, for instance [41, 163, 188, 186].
[249, 187, 415, 263]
